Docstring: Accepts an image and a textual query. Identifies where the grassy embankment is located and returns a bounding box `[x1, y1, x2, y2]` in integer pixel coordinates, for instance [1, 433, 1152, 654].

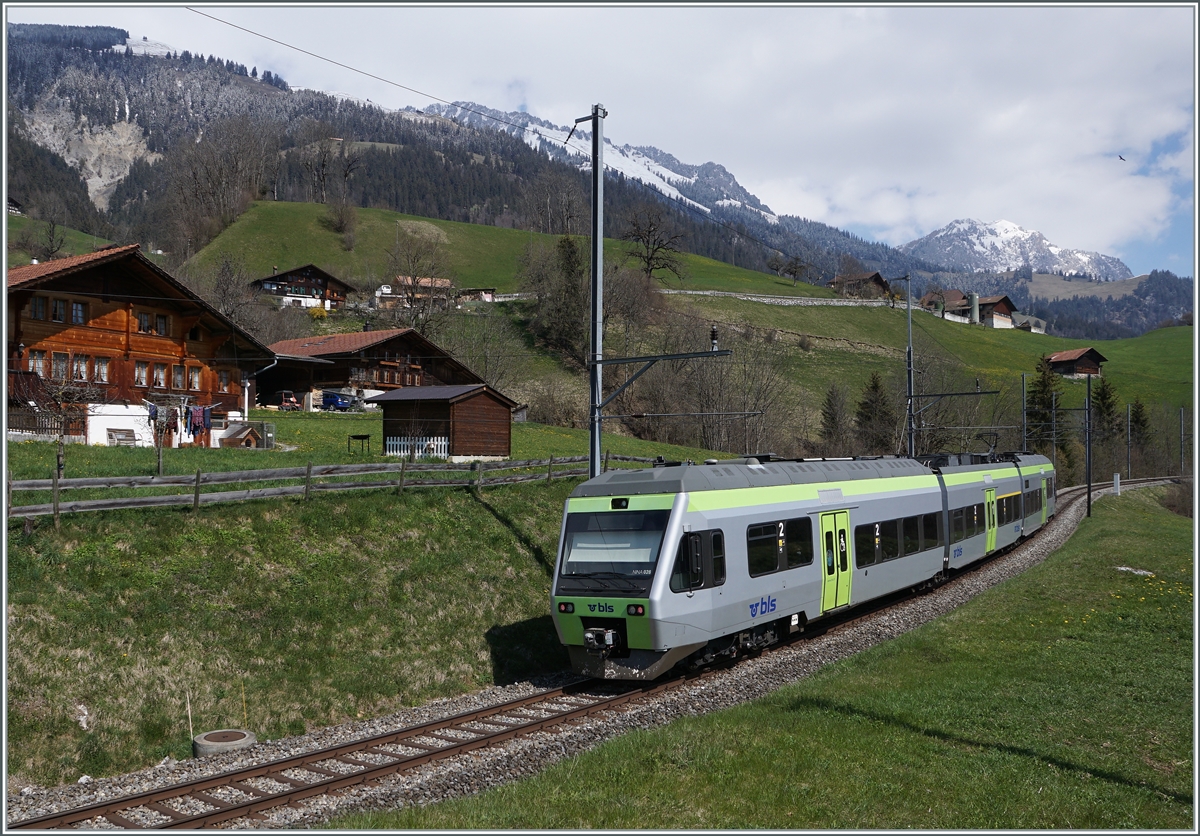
[330, 487, 1194, 829]
[4, 421, 726, 789]
[6, 215, 112, 266]
[187, 200, 835, 298]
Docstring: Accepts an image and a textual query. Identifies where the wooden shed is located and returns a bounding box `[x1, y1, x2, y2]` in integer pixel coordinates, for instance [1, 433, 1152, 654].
[366, 384, 517, 461]
[1047, 347, 1108, 377]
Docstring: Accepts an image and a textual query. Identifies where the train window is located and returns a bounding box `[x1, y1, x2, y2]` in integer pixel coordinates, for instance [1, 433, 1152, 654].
[973, 504, 984, 536]
[855, 524, 877, 568]
[903, 516, 920, 555]
[747, 523, 781, 577]
[711, 531, 726, 585]
[951, 508, 965, 544]
[921, 512, 942, 550]
[785, 518, 814, 568]
[824, 531, 836, 575]
[879, 519, 899, 560]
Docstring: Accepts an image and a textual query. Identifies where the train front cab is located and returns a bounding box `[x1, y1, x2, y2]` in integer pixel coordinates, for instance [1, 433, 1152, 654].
[550, 492, 706, 680]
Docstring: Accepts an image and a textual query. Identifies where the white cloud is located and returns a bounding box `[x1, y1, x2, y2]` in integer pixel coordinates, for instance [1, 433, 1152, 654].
[5, 3, 1194, 272]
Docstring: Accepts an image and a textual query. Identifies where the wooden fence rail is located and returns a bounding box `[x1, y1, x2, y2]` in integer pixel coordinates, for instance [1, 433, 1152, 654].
[6, 455, 656, 519]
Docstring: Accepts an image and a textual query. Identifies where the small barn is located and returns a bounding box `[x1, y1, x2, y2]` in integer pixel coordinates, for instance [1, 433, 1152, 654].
[829, 271, 890, 299]
[1047, 347, 1107, 378]
[367, 384, 517, 461]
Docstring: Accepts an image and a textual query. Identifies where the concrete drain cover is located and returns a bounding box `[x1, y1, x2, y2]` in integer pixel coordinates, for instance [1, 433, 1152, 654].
[193, 728, 257, 757]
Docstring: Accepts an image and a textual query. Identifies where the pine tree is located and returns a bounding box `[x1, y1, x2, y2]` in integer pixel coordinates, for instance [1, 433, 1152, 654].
[1027, 356, 1067, 456]
[1129, 397, 1150, 450]
[1091, 375, 1119, 441]
[820, 383, 851, 456]
[855, 372, 898, 454]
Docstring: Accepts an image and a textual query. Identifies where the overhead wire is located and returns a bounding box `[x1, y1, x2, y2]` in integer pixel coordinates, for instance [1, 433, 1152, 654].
[185, 6, 824, 277]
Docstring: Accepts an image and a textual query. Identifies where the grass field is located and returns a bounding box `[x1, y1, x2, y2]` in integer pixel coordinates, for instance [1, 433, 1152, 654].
[329, 487, 1194, 829]
[184, 200, 834, 297]
[4, 421, 727, 788]
[6, 215, 112, 266]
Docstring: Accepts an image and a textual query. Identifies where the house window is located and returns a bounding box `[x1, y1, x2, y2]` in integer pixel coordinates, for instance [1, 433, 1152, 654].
[72, 355, 89, 381]
[51, 299, 66, 322]
[27, 350, 46, 377]
[152, 363, 167, 388]
[173, 365, 185, 390]
[155, 314, 169, 336]
[219, 370, 230, 393]
[72, 301, 87, 325]
[29, 297, 46, 320]
[188, 367, 201, 390]
[188, 325, 201, 341]
[95, 357, 110, 383]
[51, 352, 69, 379]
[134, 361, 149, 386]
[138, 312, 153, 333]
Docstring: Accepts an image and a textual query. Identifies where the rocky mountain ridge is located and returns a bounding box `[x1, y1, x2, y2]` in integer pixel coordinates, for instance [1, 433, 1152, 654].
[899, 218, 1133, 281]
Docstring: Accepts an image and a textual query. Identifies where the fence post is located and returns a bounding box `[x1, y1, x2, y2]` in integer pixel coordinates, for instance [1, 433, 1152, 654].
[477, 460, 486, 489]
[304, 460, 313, 501]
[52, 467, 60, 530]
[547, 455, 553, 483]
[397, 459, 407, 496]
[603, 450, 610, 473]
[193, 468, 201, 511]
[470, 461, 480, 492]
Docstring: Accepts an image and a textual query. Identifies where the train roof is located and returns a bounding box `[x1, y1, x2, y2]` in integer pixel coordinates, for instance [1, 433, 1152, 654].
[571, 454, 1053, 498]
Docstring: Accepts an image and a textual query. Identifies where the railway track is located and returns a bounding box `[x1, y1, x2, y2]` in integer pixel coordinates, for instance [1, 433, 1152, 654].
[8, 476, 1181, 830]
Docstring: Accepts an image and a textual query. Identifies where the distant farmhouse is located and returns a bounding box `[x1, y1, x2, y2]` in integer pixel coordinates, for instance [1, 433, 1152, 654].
[830, 270, 890, 299]
[919, 289, 1044, 333]
[373, 276, 454, 310]
[251, 264, 355, 310]
[1047, 347, 1107, 378]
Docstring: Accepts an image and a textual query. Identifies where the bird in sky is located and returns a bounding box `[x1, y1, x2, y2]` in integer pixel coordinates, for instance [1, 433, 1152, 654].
[1119, 155, 1126, 161]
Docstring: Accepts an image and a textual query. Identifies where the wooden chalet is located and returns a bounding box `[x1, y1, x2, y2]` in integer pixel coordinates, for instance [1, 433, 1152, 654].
[829, 271, 890, 299]
[261, 327, 483, 408]
[251, 264, 356, 310]
[7, 244, 272, 447]
[920, 290, 1020, 328]
[1047, 347, 1107, 377]
[366, 384, 517, 461]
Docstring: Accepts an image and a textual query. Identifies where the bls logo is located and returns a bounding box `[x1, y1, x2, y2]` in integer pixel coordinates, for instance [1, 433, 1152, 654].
[749, 596, 777, 618]
[587, 603, 614, 613]
[953, 547, 963, 559]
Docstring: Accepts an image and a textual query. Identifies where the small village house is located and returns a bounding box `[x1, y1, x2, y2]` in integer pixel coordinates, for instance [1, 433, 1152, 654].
[261, 327, 484, 409]
[829, 270, 891, 299]
[373, 276, 455, 310]
[1047, 347, 1107, 378]
[251, 264, 355, 310]
[7, 244, 272, 447]
[366, 384, 517, 461]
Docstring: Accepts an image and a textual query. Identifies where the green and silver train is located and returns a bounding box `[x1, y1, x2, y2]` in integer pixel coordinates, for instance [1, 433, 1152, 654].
[550, 453, 1055, 680]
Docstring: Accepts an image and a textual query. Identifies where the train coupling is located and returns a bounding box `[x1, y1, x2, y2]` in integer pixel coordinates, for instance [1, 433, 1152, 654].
[583, 627, 621, 655]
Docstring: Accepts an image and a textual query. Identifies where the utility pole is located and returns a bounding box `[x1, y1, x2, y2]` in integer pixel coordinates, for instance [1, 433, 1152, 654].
[1051, 391, 1057, 472]
[578, 104, 607, 479]
[1020, 372, 1029, 453]
[1086, 374, 1092, 517]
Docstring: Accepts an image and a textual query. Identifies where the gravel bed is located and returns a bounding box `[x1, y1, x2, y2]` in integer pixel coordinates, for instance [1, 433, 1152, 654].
[5, 484, 1162, 830]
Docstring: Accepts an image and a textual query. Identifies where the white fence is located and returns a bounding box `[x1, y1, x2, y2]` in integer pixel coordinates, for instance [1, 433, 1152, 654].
[384, 435, 449, 459]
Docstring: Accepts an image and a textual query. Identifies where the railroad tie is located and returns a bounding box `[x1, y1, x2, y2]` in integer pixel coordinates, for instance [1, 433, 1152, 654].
[190, 790, 233, 809]
[102, 811, 143, 829]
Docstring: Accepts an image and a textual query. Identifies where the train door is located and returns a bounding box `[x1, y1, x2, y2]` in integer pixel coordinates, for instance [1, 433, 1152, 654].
[985, 488, 998, 552]
[1041, 480, 1048, 525]
[820, 511, 851, 612]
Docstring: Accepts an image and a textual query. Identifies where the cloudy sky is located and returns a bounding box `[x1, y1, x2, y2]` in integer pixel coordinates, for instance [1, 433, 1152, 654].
[6, 3, 1196, 276]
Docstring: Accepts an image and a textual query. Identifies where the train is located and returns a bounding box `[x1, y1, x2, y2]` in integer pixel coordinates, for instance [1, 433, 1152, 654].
[550, 451, 1056, 680]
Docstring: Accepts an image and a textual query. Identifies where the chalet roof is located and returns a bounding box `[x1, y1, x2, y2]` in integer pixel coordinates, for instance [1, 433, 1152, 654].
[978, 294, 1018, 312]
[7, 244, 142, 289]
[1048, 347, 1108, 364]
[268, 329, 485, 384]
[269, 329, 416, 357]
[385, 276, 454, 290]
[365, 384, 517, 408]
[6, 244, 273, 359]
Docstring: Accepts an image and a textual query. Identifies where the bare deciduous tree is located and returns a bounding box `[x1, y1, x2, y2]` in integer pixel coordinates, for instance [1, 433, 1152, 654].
[382, 224, 455, 332]
[621, 202, 687, 287]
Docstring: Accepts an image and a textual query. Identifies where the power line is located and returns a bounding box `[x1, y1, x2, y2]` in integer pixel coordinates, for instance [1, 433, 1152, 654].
[185, 7, 822, 278]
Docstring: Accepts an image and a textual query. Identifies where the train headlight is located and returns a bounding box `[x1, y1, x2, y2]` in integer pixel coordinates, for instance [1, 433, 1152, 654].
[558, 602, 575, 614]
[626, 604, 645, 616]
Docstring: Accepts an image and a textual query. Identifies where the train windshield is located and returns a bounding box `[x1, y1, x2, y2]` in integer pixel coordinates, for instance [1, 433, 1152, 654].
[560, 510, 671, 580]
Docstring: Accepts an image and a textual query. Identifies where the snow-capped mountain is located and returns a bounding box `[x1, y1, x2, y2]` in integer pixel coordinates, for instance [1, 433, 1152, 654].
[421, 102, 776, 221]
[899, 219, 1133, 281]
